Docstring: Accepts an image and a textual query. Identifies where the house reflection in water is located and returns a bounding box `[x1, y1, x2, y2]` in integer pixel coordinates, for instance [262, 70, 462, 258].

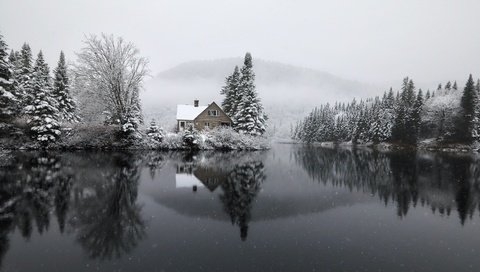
[175, 163, 228, 192]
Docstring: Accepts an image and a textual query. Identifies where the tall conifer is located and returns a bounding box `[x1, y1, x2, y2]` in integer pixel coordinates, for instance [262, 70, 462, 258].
[234, 53, 267, 135]
[53, 51, 78, 122]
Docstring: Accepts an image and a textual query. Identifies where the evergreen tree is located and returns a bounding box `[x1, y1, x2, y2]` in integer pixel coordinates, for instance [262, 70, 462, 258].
[24, 51, 61, 144]
[234, 53, 266, 136]
[53, 51, 78, 122]
[8, 50, 22, 104]
[391, 78, 418, 144]
[221, 66, 241, 118]
[146, 119, 164, 143]
[474, 79, 480, 140]
[18, 43, 34, 108]
[412, 89, 423, 137]
[0, 33, 18, 122]
[445, 81, 452, 90]
[454, 74, 477, 143]
[453, 81, 458, 90]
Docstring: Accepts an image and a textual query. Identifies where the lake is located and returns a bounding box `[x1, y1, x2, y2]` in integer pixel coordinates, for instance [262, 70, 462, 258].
[1, 144, 480, 271]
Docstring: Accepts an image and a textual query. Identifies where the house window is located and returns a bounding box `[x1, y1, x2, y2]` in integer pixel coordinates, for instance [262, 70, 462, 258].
[208, 110, 219, 116]
[180, 121, 185, 128]
[204, 122, 210, 128]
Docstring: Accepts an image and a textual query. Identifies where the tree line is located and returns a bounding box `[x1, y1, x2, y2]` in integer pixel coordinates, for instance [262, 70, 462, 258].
[0, 33, 78, 143]
[292, 75, 480, 145]
[0, 32, 147, 146]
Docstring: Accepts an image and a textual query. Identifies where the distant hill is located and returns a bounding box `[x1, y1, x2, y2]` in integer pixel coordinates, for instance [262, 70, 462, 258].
[141, 58, 380, 138]
[149, 58, 376, 102]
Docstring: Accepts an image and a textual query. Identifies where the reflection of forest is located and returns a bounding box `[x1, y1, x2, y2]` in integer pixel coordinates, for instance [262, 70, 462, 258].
[293, 146, 480, 223]
[0, 150, 266, 268]
[0, 152, 147, 267]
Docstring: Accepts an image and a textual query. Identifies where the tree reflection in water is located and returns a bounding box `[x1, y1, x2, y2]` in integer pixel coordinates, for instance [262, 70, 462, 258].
[293, 146, 480, 224]
[220, 160, 266, 241]
[2, 147, 480, 268]
[70, 153, 146, 260]
[0, 151, 149, 266]
[175, 151, 267, 241]
[0, 152, 70, 267]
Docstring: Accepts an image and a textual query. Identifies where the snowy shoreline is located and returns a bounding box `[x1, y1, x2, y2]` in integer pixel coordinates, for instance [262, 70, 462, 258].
[285, 140, 480, 153]
[0, 126, 271, 151]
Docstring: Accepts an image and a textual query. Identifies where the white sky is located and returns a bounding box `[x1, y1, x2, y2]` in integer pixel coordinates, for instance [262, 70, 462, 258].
[1, 0, 479, 84]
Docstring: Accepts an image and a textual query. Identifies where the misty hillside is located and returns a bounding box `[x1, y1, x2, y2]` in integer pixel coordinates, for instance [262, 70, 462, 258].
[152, 58, 376, 101]
[141, 58, 380, 138]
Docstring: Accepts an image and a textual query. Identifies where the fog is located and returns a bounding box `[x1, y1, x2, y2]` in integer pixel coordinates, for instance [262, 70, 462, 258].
[1, 0, 479, 84]
[2, 0, 480, 137]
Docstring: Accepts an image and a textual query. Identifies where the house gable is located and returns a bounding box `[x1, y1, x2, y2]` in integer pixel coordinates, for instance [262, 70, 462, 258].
[193, 102, 233, 130]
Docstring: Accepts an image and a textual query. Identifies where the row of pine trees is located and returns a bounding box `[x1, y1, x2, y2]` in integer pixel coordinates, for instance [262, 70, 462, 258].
[0, 33, 77, 143]
[292, 75, 480, 145]
[220, 53, 267, 136]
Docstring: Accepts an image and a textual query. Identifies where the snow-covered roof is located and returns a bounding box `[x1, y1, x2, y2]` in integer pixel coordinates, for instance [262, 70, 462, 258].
[176, 104, 208, 120]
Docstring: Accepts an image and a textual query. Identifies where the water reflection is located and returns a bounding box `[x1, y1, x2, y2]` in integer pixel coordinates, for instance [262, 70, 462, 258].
[2, 146, 480, 270]
[0, 152, 148, 264]
[69, 153, 145, 260]
[174, 152, 266, 240]
[220, 161, 265, 241]
[293, 146, 480, 224]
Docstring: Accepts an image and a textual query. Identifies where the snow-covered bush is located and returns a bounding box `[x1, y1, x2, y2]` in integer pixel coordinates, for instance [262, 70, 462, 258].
[146, 119, 164, 143]
[57, 124, 119, 149]
[158, 133, 183, 150]
[152, 127, 269, 150]
[205, 127, 270, 150]
[182, 128, 202, 150]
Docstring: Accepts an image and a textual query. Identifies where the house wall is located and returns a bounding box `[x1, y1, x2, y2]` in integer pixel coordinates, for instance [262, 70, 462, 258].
[194, 103, 232, 130]
[177, 120, 194, 132]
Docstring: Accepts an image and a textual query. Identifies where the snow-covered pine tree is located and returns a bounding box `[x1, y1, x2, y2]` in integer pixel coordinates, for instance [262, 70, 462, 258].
[453, 74, 477, 143]
[391, 77, 418, 144]
[146, 119, 164, 142]
[453, 81, 458, 90]
[0, 33, 18, 123]
[425, 90, 431, 100]
[24, 51, 61, 144]
[412, 89, 423, 138]
[234, 53, 266, 136]
[18, 43, 34, 109]
[379, 90, 396, 141]
[7, 49, 23, 113]
[474, 79, 480, 140]
[445, 81, 452, 90]
[53, 51, 79, 123]
[221, 65, 241, 119]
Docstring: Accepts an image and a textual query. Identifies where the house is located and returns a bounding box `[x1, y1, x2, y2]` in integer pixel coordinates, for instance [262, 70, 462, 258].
[176, 100, 232, 131]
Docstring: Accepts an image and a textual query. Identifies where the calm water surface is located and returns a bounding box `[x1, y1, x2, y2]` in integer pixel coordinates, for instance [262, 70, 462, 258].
[1, 144, 480, 271]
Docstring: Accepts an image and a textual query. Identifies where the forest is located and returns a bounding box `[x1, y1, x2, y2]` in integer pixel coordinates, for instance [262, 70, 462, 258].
[292, 76, 480, 147]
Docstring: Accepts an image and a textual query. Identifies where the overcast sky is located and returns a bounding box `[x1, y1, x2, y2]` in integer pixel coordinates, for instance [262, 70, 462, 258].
[1, 0, 479, 84]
